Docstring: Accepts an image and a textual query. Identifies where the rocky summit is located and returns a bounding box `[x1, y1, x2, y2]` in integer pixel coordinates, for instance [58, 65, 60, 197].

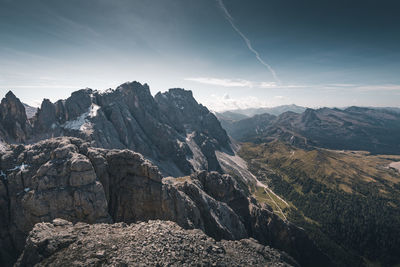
[16, 219, 298, 267]
[0, 137, 330, 266]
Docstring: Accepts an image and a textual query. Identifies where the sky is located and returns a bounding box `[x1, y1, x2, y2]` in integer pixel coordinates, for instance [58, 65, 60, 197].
[1, 0, 400, 111]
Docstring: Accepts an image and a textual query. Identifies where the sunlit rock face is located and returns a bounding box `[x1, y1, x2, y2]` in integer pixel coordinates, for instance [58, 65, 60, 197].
[0, 91, 31, 144]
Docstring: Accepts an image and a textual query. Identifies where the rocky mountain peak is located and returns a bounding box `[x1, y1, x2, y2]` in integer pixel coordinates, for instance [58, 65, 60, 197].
[0, 90, 30, 143]
[116, 81, 153, 102]
[1, 91, 27, 121]
[4, 90, 17, 100]
[0, 81, 233, 176]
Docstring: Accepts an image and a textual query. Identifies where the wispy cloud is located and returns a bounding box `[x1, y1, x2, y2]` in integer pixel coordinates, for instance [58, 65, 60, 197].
[185, 77, 303, 89]
[318, 83, 400, 92]
[216, 0, 280, 83]
[3, 85, 81, 89]
[186, 76, 400, 93]
[354, 84, 400, 91]
[203, 93, 290, 112]
[184, 77, 255, 87]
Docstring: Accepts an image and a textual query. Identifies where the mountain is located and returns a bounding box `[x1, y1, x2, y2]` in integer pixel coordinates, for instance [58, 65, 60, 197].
[239, 141, 400, 266]
[216, 105, 306, 141]
[0, 137, 330, 266]
[222, 107, 400, 155]
[0, 82, 233, 177]
[219, 113, 277, 140]
[217, 104, 306, 118]
[215, 110, 249, 122]
[0, 91, 31, 144]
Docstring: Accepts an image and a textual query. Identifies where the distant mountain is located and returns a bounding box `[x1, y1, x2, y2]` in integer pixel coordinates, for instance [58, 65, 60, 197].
[371, 106, 400, 114]
[222, 107, 400, 155]
[219, 113, 276, 140]
[218, 104, 307, 118]
[0, 82, 233, 176]
[214, 110, 249, 122]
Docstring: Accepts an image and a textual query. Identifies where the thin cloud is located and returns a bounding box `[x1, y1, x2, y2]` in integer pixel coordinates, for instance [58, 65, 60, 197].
[319, 84, 400, 91]
[185, 77, 255, 87]
[354, 84, 400, 91]
[184, 77, 303, 89]
[216, 0, 280, 83]
[203, 94, 290, 112]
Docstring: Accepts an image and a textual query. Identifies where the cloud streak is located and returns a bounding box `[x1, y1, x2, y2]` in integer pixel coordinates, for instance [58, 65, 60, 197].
[185, 77, 254, 87]
[185, 77, 301, 88]
[216, 0, 280, 83]
[203, 94, 290, 112]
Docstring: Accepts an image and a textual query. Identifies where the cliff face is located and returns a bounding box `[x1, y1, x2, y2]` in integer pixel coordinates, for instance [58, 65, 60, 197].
[0, 91, 31, 144]
[0, 137, 330, 267]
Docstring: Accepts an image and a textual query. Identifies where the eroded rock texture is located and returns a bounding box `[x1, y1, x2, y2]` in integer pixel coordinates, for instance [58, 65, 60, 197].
[16, 219, 298, 267]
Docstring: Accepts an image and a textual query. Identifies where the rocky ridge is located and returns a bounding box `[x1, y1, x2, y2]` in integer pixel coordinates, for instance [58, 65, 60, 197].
[0, 137, 330, 266]
[0, 82, 233, 176]
[16, 219, 298, 267]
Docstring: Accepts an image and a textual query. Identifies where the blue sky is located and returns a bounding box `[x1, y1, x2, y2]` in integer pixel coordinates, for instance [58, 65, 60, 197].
[1, 0, 399, 111]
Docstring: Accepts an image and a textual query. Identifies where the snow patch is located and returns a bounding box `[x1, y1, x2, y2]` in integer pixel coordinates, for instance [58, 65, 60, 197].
[63, 104, 100, 133]
[89, 104, 100, 118]
[8, 163, 29, 172]
[24, 187, 30, 193]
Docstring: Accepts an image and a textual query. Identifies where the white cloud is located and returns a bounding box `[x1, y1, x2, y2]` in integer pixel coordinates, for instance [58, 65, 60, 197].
[184, 77, 255, 87]
[202, 94, 290, 112]
[184, 77, 310, 89]
[259, 82, 278, 88]
[354, 84, 400, 91]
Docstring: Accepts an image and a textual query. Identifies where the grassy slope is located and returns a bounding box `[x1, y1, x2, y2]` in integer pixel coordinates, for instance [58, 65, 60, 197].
[239, 141, 400, 267]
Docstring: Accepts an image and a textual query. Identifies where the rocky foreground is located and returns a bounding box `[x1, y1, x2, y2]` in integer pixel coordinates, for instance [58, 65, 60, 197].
[16, 219, 298, 266]
[0, 137, 331, 266]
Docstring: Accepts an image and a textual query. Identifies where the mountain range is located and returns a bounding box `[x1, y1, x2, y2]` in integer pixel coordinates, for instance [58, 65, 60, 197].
[218, 107, 400, 155]
[0, 82, 234, 177]
[216, 104, 307, 119]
